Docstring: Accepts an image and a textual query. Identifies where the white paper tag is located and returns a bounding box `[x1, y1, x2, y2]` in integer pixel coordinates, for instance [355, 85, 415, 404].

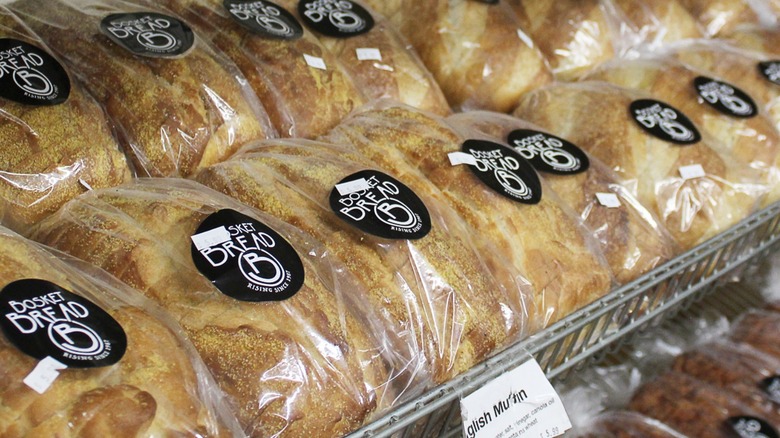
[303, 54, 327, 70]
[679, 164, 706, 180]
[460, 358, 572, 438]
[191, 226, 231, 251]
[595, 192, 621, 208]
[335, 178, 372, 196]
[24, 356, 67, 394]
[356, 47, 382, 61]
[449, 152, 478, 166]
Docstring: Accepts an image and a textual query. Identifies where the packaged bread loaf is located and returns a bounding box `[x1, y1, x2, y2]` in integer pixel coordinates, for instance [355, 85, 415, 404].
[0, 7, 130, 235]
[731, 309, 780, 360]
[608, 0, 704, 49]
[514, 81, 763, 250]
[360, 0, 551, 112]
[8, 0, 274, 178]
[196, 138, 523, 386]
[32, 179, 389, 437]
[575, 411, 686, 438]
[323, 103, 613, 330]
[724, 25, 780, 55]
[676, 0, 769, 36]
[0, 226, 234, 437]
[586, 56, 780, 205]
[447, 111, 675, 284]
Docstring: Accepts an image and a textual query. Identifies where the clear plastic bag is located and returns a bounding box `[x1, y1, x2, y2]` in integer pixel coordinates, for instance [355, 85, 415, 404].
[447, 110, 676, 285]
[360, 0, 552, 112]
[731, 309, 780, 360]
[514, 81, 765, 250]
[32, 178, 390, 437]
[676, 0, 771, 36]
[0, 226, 237, 437]
[574, 411, 687, 438]
[196, 138, 523, 388]
[8, 0, 276, 177]
[607, 0, 704, 52]
[0, 7, 130, 235]
[322, 101, 613, 331]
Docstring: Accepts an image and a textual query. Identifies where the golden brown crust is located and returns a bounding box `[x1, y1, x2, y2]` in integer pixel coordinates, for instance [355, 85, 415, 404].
[611, 0, 704, 44]
[676, 0, 762, 36]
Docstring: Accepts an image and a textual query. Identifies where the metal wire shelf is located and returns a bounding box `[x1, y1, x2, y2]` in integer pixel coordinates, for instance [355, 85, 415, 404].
[349, 202, 780, 438]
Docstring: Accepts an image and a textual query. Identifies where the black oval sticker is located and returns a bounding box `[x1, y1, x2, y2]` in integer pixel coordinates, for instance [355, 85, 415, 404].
[630, 99, 701, 145]
[100, 12, 195, 58]
[224, 0, 303, 40]
[759, 61, 780, 86]
[461, 139, 542, 204]
[329, 170, 432, 240]
[694, 76, 757, 118]
[298, 0, 374, 38]
[507, 129, 589, 175]
[191, 209, 305, 302]
[761, 375, 780, 404]
[0, 39, 70, 106]
[0, 279, 127, 368]
[727, 416, 779, 438]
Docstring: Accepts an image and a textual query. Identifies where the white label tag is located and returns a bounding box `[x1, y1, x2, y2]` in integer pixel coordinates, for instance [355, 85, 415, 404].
[679, 164, 706, 180]
[460, 359, 572, 438]
[191, 226, 231, 251]
[595, 192, 621, 208]
[449, 152, 479, 166]
[335, 178, 372, 196]
[24, 356, 67, 394]
[356, 47, 382, 61]
[303, 54, 327, 70]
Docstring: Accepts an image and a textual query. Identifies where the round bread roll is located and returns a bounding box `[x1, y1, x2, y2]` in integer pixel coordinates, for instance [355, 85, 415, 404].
[676, 0, 765, 36]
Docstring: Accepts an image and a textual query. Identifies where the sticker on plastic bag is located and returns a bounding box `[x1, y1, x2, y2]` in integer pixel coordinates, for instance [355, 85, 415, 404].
[694, 76, 757, 118]
[759, 61, 780, 86]
[507, 129, 589, 175]
[191, 209, 304, 302]
[298, 0, 374, 38]
[100, 12, 195, 58]
[0, 279, 127, 368]
[761, 375, 780, 404]
[224, 0, 303, 40]
[630, 99, 701, 145]
[0, 39, 70, 106]
[330, 170, 432, 240]
[726, 416, 779, 438]
[458, 140, 541, 204]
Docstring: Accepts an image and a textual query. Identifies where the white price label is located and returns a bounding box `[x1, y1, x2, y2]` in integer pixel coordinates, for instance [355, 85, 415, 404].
[191, 226, 231, 251]
[449, 152, 479, 166]
[356, 48, 382, 61]
[595, 192, 621, 208]
[335, 178, 372, 196]
[461, 359, 571, 438]
[679, 164, 706, 180]
[24, 356, 67, 394]
[303, 54, 327, 70]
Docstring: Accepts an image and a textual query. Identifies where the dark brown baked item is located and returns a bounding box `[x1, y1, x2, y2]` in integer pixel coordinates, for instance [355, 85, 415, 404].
[731, 309, 780, 360]
[0, 7, 130, 234]
[31, 179, 387, 437]
[0, 227, 230, 437]
[575, 411, 686, 438]
[9, 0, 274, 177]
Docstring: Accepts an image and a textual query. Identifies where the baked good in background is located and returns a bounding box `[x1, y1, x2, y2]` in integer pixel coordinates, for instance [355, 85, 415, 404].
[514, 81, 762, 250]
[8, 0, 274, 178]
[0, 7, 130, 235]
[196, 138, 523, 386]
[575, 411, 686, 438]
[609, 0, 704, 48]
[676, 0, 766, 36]
[0, 226, 232, 437]
[361, 0, 551, 113]
[31, 179, 389, 437]
[447, 111, 675, 284]
[730, 309, 780, 360]
[724, 25, 780, 56]
[586, 56, 780, 205]
[322, 103, 613, 331]
[134, 0, 364, 139]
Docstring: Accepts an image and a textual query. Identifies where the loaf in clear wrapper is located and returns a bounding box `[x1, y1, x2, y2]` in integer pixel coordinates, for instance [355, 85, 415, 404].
[447, 111, 676, 284]
[608, 0, 704, 49]
[196, 138, 523, 387]
[322, 102, 613, 331]
[361, 0, 551, 113]
[724, 25, 780, 55]
[676, 0, 770, 36]
[574, 411, 686, 438]
[8, 0, 275, 178]
[0, 7, 130, 235]
[0, 226, 236, 437]
[513, 81, 764, 250]
[31, 179, 389, 437]
[730, 309, 780, 360]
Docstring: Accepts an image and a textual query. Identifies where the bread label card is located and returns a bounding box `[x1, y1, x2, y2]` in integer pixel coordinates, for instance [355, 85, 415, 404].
[298, 0, 374, 38]
[0, 279, 127, 368]
[191, 209, 304, 302]
[0, 39, 70, 106]
[694, 76, 757, 118]
[330, 170, 432, 240]
[726, 416, 779, 438]
[758, 61, 780, 86]
[761, 376, 780, 404]
[456, 140, 542, 204]
[100, 12, 195, 58]
[507, 129, 589, 175]
[224, 0, 303, 40]
[630, 99, 701, 145]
